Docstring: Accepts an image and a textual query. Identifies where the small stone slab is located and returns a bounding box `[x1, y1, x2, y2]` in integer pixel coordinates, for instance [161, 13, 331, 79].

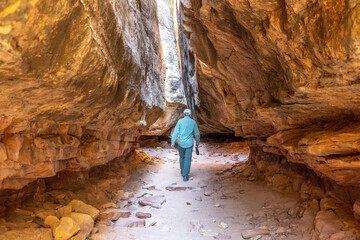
[98, 209, 131, 221]
[138, 195, 166, 209]
[241, 229, 270, 239]
[165, 186, 193, 191]
[127, 220, 146, 228]
[136, 212, 152, 219]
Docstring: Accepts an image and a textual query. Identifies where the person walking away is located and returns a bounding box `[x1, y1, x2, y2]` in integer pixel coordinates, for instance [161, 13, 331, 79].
[171, 109, 200, 181]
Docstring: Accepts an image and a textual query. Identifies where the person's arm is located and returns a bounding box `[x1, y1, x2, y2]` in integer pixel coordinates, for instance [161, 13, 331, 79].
[171, 121, 180, 146]
[194, 122, 200, 146]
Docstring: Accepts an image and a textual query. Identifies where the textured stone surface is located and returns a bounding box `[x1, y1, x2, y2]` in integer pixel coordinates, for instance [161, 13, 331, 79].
[67, 200, 99, 220]
[1, 228, 53, 240]
[54, 217, 80, 240]
[69, 212, 94, 240]
[0, 0, 183, 193]
[181, 0, 360, 186]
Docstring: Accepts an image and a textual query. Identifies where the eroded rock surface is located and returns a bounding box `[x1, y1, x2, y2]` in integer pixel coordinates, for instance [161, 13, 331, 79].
[181, 0, 360, 186]
[0, 0, 192, 197]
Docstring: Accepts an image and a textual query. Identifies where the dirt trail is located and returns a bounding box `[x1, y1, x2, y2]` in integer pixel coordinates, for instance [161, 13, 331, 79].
[95, 142, 313, 240]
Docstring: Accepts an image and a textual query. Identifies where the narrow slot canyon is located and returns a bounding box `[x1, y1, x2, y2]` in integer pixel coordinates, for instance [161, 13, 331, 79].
[1, 0, 360, 239]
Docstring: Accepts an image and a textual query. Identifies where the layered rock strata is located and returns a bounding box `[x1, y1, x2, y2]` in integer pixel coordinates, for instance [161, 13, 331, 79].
[0, 0, 168, 192]
[242, 142, 360, 239]
[181, 0, 360, 186]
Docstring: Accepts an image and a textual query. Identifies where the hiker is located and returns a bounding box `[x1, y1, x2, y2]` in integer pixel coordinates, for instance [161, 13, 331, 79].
[171, 109, 200, 181]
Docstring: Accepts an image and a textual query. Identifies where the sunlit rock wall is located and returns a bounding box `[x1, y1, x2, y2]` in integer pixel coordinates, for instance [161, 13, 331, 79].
[181, 0, 360, 186]
[0, 0, 165, 190]
[144, 0, 187, 136]
[145, 0, 199, 136]
[174, 0, 199, 119]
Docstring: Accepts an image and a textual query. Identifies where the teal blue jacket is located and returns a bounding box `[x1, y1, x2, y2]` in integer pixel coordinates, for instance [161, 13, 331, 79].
[171, 116, 200, 148]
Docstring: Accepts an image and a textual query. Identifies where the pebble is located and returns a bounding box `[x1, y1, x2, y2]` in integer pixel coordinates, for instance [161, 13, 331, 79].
[219, 222, 228, 229]
[204, 190, 214, 196]
[195, 196, 203, 202]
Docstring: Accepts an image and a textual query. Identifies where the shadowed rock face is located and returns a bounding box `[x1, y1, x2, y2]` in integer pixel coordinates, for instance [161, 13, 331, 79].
[0, 0, 170, 190]
[181, 0, 360, 186]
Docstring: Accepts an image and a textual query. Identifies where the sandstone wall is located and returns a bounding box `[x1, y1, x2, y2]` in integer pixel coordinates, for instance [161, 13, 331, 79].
[0, 0, 167, 190]
[181, 0, 360, 186]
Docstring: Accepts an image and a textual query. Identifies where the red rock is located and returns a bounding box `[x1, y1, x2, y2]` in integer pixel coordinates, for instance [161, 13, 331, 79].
[98, 209, 131, 221]
[138, 195, 166, 209]
[135, 212, 152, 219]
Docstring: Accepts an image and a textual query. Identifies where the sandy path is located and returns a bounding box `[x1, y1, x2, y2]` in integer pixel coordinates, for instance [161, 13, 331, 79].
[95, 143, 312, 240]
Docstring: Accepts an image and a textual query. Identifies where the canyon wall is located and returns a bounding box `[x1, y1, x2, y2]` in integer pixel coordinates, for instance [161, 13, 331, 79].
[143, 0, 188, 136]
[181, 0, 360, 187]
[0, 0, 170, 192]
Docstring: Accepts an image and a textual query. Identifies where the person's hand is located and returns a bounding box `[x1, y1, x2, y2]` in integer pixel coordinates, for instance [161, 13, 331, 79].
[171, 145, 177, 149]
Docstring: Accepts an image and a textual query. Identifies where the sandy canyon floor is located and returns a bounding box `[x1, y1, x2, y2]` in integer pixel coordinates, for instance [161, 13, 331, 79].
[94, 142, 313, 240]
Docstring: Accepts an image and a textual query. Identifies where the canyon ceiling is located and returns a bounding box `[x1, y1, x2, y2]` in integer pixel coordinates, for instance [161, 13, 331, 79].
[0, 0, 360, 195]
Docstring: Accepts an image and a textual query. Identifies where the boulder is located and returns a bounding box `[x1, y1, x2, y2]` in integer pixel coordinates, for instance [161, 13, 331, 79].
[57, 205, 72, 218]
[69, 212, 94, 240]
[67, 200, 99, 220]
[314, 211, 344, 239]
[44, 215, 60, 229]
[54, 217, 80, 240]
